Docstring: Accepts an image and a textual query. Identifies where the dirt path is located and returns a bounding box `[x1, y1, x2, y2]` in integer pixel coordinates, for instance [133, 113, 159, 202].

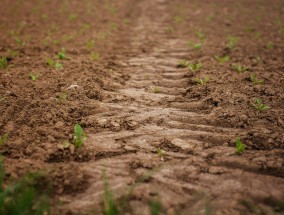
[59, 0, 284, 214]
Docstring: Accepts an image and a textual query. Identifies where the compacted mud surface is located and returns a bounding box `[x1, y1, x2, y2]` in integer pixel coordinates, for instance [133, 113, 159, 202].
[0, 0, 284, 214]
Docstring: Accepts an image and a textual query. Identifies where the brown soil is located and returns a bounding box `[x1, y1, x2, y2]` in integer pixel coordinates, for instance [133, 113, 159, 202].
[0, 0, 284, 214]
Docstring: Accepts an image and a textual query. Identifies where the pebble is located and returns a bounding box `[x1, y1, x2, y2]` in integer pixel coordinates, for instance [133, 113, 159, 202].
[47, 135, 56, 142]
[97, 118, 107, 127]
[110, 121, 120, 131]
[69, 144, 75, 155]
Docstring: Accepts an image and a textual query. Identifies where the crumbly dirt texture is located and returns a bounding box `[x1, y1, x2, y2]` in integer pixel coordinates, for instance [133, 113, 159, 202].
[0, 0, 284, 214]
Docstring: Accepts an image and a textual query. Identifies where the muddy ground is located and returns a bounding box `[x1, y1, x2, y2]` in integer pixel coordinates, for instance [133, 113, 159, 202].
[0, 0, 284, 214]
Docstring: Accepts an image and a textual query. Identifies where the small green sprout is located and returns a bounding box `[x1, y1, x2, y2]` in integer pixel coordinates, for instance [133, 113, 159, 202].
[195, 77, 209, 85]
[0, 133, 8, 146]
[215, 55, 230, 64]
[47, 59, 63, 70]
[205, 15, 214, 22]
[187, 40, 203, 49]
[250, 73, 264, 85]
[252, 98, 270, 112]
[177, 60, 189, 68]
[14, 37, 25, 46]
[29, 73, 39, 81]
[150, 86, 160, 93]
[73, 124, 86, 148]
[91, 52, 100, 61]
[47, 58, 54, 67]
[232, 64, 249, 73]
[109, 22, 117, 30]
[150, 199, 162, 215]
[157, 148, 165, 161]
[165, 27, 174, 33]
[57, 92, 68, 103]
[69, 14, 78, 21]
[58, 48, 66, 60]
[235, 137, 246, 154]
[196, 30, 205, 42]
[0, 57, 8, 69]
[87, 40, 95, 49]
[7, 49, 19, 58]
[188, 63, 202, 72]
[55, 62, 63, 70]
[274, 16, 282, 27]
[266, 42, 274, 49]
[98, 32, 108, 40]
[174, 15, 184, 23]
[0, 96, 6, 103]
[227, 35, 238, 49]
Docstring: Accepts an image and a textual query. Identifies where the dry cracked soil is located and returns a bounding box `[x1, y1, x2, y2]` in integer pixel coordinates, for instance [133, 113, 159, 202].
[0, 0, 284, 215]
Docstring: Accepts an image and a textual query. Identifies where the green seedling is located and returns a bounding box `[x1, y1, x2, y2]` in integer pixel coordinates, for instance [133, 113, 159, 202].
[73, 124, 86, 148]
[150, 86, 160, 94]
[54, 62, 63, 70]
[98, 32, 108, 40]
[91, 52, 100, 61]
[174, 15, 184, 23]
[29, 73, 39, 81]
[58, 48, 66, 60]
[102, 174, 118, 215]
[274, 16, 282, 27]
[150, 199, 162, 215]
[80, 24, 91, 34]
[215, 55, 230, 64]
[58, 92, 68, 103]
[69, 14, 78, 21]
[187, 40, 203, 49]
[266, 42, 274, 49]
[235, 137, 246, 154]
[0, 134, 8, 146]
[177, 60, 189, 68]
[165, 27, 174, 33]
[86, 40, 95, 49]
[252, 98, 270, 112]
[232, 64, 249, 73]
[227, 35, 238, 49]
[157, 148, 165, 161]
[7, 49, 19, 58]
[0, 96, 6, 103]
[0, 57, 8, 69]
[0, 158, 50, 215]
[188, 63, 202, 72]
[47, 59, 63, 70]
[14, 37, 25, 46]
[195, 77, 209, 85]
[205, 15, 214, 22]
[250, 73, 264, 85]
[255, 31, 262, 39]
[109, 22, 117, 30]
[244, 25, 254, 33]
[196, 30, 205, 42]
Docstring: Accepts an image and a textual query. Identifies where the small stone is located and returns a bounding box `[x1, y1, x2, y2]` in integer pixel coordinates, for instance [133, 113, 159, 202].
[124, 146, 136, 151]
[110, 121, 120, 131]
[69, 144, 75, 155]
[47, 135, 56, 142]
[209, 166, 224, 174]
[252, 156, 267, 164]
[97, 118, 107, 127]
[55, 121, 64, 128]
[127, 121, 138, 130]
